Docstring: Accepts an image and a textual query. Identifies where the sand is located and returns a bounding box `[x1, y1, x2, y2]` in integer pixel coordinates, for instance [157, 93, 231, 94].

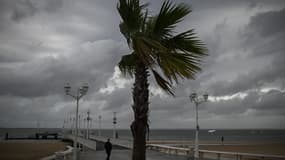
[0, 140, 67, 160]
[200, 143, 285, 156]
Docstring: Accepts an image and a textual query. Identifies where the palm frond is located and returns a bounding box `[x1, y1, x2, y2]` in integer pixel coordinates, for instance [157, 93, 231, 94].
[132, 36, 155, 66]
[152, 0, 191, 38]
[157, 51, 203, 83]
[117, 0, 149, 45]
[163, 29, 208, 55]
[132, 36, 167, 67]
[117, 0, 208, 96]
[118, 53, 136, 77]
[151, 69, 174, 95]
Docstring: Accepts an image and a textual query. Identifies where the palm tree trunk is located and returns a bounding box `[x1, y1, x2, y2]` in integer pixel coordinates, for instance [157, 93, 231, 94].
[131, 60, 149, 160]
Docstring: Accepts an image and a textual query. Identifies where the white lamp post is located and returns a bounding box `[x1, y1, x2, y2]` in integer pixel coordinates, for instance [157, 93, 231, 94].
[69, 116, 72, 133]
[64, 83, 89, 160]
[78, 114, 81, 134]
[98, 115, 102, 136]
[113, 112, 117, 138]
[86, 110, 91, 139]
[190, 92, 208, 159]
[72, 117, 75, 135]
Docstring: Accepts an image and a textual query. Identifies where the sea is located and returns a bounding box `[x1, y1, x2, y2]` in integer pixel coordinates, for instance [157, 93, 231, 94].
[1, 128, 285, 143]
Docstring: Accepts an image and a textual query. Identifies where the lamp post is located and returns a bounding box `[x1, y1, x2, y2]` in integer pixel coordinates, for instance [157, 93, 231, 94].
[64, 83, 89, 160]
[78, 115, 81, 134]
[190, 92, 208, 159]
[113, 112, 117, 138]
[86, 110, 91, 139]
[83, 118, 85, 133]
[90, 118, 93, 136]
[98, 115, 102, 136]
[62, 119, 66, 134]
[69, 116, 72, 134]
[72, 117, 76, 135]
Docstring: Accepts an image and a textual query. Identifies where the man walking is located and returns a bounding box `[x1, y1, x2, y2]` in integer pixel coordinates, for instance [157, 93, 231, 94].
[104, 138, 112, 160]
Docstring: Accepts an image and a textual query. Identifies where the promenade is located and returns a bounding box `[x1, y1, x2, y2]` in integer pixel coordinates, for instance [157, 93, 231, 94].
[64, 134, 285, 160]
[80, 149, 189, 160]
[66, 134, 191, 159]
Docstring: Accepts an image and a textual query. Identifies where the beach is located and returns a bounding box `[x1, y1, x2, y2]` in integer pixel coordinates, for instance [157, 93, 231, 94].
[1, 128, 285, 159]
[200, 143, 285, 156]
[0, 140, 67, 160]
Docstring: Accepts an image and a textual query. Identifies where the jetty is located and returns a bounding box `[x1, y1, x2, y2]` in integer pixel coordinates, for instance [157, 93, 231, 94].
[3, 132, 59, 140]
[36, 133, 58, 139]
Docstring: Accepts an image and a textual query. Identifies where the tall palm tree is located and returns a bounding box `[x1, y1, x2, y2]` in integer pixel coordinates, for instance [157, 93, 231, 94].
[117, 0, 207, 159]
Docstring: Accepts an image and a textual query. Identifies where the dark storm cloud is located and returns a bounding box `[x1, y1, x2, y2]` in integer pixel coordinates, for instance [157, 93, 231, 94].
[10, 0, 37, 22]
[0, 0, 128, 127]
[206, 90, 285, 116]
[1, 0, 285, 128]
[252, 90, 285, 111]
[0, 0, 63, 25]
[0, 39, 126, 97]
[101, 89, 132, 111]
[196, 7, 285, 96]
[248, 8, 285, 37]
[0, 94, 71, 127]
[0, 0, 34, 25]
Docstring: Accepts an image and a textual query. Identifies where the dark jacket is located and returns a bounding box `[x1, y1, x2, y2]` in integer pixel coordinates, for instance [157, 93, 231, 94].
[104, 141, 112, 153]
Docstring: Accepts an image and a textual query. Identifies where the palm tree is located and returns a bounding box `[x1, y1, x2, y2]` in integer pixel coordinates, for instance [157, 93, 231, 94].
[117, 0, 207, 159]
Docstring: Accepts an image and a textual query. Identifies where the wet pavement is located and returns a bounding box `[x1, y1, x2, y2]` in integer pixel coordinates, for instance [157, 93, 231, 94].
[79, 149, 191, 160]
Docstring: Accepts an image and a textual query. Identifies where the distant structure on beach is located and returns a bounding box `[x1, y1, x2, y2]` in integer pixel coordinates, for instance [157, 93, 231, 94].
[208, 129, 216, 133]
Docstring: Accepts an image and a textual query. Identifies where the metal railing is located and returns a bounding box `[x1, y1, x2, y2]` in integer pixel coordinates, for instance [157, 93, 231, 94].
[147, 144, 285, 160]
[40, 145, 73, 160]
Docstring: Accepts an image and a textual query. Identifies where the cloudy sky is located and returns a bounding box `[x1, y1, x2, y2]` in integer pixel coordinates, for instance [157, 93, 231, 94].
[0, 0, 285, 129]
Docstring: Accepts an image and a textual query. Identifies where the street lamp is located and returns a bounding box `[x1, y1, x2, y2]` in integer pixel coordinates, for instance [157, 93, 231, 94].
[64, 83, 89, 160]
[86, 110, 92, 139]
[190, 92, 208, 159]
[113, 112, 117, 138]
[98, 115, 102, 136]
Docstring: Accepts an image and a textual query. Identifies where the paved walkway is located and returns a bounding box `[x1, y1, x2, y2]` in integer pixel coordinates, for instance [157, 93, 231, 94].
[80, 149, 190, 160]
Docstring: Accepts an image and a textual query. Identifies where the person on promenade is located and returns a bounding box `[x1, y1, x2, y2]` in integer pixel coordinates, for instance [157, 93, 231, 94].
[104, 138, 112, 160]
[221, 136, 224, 145]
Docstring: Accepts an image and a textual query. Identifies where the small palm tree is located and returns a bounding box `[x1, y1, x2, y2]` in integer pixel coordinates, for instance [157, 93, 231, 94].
[117, 0, 207, 159]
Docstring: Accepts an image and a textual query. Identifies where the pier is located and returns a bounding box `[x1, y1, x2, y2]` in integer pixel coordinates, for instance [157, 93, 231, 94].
[36, 133, 58, 139]
[3, 132, 59, 140]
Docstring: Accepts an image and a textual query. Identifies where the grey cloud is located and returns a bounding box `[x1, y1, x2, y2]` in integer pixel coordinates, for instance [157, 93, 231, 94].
[248, 8, 285, 37]
[203, 90, 285, 117]
[38, 0, 64, 13]
[200, 7, 285, 96]
[1, 0, 285, 128]
[0, 51, 32, 62]
[0, 94, 70, 127]
[205, 62, 285, 96]
[97, 87, 132, 112]
[11, 0, 37, 22]
[0, 0, 64, 24]
[243, 8, 285, 56]
[252, 90, 285, 111]
[0, 39, 126, 97]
